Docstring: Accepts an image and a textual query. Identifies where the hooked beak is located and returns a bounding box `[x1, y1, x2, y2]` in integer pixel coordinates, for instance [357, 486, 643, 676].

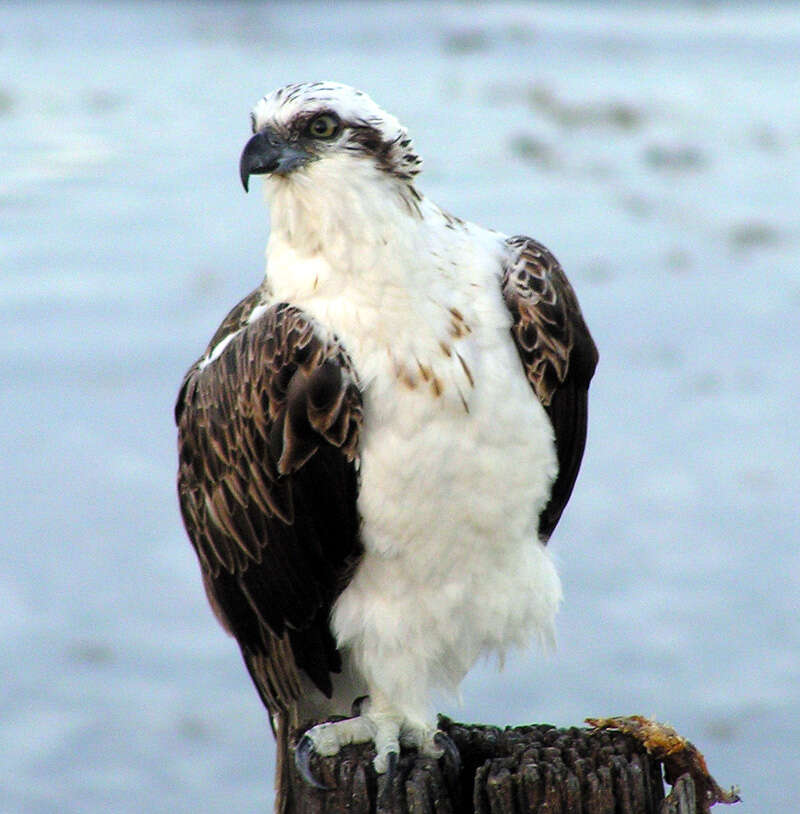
[239, 129, 311, 191]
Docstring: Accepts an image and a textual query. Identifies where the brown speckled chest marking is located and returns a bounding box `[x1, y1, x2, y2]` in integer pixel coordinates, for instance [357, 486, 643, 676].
[448, 307, 472, 339]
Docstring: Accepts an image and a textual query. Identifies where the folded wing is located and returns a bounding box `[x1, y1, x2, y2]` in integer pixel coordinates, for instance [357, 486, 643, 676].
[502, 236, 599, 541]
[176, 299, 363, 712]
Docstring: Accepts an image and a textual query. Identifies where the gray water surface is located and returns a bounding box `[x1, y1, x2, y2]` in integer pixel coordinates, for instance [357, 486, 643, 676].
[2, 3, 798, 812]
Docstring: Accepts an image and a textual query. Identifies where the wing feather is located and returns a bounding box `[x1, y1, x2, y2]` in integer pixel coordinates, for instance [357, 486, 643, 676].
[502, 236, 598, 541]
[176, 297, 363, 711]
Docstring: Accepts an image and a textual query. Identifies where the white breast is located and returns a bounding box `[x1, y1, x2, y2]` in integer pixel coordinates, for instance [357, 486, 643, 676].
[265, 213, 562, 725]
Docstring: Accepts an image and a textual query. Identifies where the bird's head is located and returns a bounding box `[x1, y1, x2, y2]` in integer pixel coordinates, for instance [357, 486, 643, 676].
[239, 82, 422, 195]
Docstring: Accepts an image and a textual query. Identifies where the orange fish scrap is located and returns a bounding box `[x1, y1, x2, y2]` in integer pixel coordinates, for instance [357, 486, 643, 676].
[586, 715, 741, 813]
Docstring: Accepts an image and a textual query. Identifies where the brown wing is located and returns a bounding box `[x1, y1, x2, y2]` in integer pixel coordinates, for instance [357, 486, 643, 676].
[175, 299, 363, 713]
[502, 236, 598, 541]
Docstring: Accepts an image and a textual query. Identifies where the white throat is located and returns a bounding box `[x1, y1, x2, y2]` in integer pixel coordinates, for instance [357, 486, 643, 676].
[255, 150, 508, 400]
[264, 153, 422, 284]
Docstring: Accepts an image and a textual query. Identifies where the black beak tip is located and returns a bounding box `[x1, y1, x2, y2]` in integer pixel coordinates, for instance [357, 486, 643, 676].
[240, 132, 266, 192]
[240, 129, 298, 191]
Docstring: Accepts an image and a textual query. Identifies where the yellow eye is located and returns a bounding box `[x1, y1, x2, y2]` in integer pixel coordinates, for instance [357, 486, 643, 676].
[307, 113, 340, 139]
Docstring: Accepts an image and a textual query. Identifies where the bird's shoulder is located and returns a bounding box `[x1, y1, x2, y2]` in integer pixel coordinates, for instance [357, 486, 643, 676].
[501, 235, 598, 405]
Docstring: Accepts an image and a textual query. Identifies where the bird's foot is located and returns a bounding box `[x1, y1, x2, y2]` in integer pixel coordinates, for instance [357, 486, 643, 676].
[295, 714, 459, 788]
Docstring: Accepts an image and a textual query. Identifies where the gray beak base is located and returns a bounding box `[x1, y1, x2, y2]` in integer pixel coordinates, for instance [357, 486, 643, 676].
[239, 129, 311, 191]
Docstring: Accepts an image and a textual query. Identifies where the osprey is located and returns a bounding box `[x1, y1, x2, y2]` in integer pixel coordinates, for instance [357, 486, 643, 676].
[176, 81, 597, 808]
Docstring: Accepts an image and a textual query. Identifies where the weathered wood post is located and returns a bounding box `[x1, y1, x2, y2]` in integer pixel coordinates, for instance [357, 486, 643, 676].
[285, 716, 739, 813]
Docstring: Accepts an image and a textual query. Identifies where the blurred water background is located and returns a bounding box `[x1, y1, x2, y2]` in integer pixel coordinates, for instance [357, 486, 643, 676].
[2, 2, 798, 811]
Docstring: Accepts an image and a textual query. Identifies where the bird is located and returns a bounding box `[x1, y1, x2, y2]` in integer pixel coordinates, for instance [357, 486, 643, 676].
[175, 81, 598, 811]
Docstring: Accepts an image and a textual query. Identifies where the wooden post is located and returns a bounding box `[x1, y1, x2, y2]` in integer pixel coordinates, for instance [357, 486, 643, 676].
[285, 716, 736, 813]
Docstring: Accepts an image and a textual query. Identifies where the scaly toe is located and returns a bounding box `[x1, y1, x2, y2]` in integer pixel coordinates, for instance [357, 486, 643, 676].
[296, 714, 445, 787]
[371, 714, 401, 773]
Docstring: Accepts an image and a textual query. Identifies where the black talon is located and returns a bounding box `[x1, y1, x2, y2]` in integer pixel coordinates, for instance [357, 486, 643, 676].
[434, 730, 462, 776]
[385, 750, 399, 784]
[377, 750, 400, 809]
[294, 734, 331, 790]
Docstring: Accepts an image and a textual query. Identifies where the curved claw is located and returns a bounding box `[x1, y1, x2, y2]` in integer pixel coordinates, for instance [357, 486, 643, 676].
[294, 734, 332, 790]
[434, 730, 462, 776]
[377, 750, 399, 808]
[385, 750, 399, 783]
